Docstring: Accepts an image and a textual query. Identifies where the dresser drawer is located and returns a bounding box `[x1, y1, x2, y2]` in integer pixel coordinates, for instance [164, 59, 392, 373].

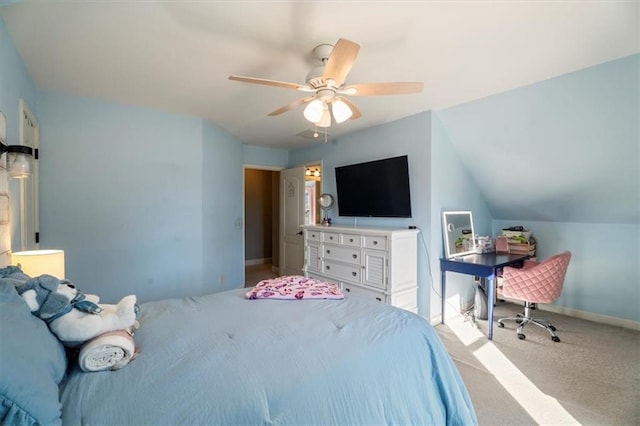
[322, 245, 361, 265]
[341, 233, 362, 247]
[343, 283, 387, 304]
[322, 260, 362, 282]
[306, 273, 339, 286]
[305, 230, 321, 242]
[322, 231, 340, 244]
[363, 235, 387, 250]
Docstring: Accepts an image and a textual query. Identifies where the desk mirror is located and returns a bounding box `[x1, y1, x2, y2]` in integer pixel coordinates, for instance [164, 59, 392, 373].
[442, 211, 476, 258]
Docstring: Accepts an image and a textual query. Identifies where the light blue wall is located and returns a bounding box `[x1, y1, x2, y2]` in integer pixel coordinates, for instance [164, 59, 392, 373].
[436, 54, 639, 224]
[290, 113, 432, 316]
[0, 17, 37, 249]
[37, 91, 207, 303]
[203, 121, 244, 294]
[243, 144, 288, 168]
[435, 55, 639, 323]
[430, 113, 493, 317]
[494, 220, 639, 322]
[36, 91, 248, 304]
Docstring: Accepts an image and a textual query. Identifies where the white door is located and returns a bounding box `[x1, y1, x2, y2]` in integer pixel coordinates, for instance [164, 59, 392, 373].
[279, 166, 305, 276]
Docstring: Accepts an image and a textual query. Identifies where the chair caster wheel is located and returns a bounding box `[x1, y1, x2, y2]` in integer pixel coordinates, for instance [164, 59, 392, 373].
[497, 322, 504, 328]
[516, 319, 523, 324]
[552, 336, 560, 342]
[549, 325, 557, 332]
[517, 333, 526, 340]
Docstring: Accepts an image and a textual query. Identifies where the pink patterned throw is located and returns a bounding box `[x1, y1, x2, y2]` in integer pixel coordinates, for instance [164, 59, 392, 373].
[246, 275, 344, 300]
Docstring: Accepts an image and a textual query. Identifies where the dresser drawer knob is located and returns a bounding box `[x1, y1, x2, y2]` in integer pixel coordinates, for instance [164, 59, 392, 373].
[329, 236, 334, 240]
[351, 272, 357, 277]
[373, 241, 378, 245]
[326, 265, 331, 270]
[376, 297, 382, 302]
[345, 288, 351, 292]
[352, 254, 357, 259]
[349, 238, 354, 242]
[326, 249, 331, 254]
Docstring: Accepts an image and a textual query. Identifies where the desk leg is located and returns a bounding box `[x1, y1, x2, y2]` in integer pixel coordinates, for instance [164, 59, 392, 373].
[441, 270, 446, 324]
[487, 274, 495, 340]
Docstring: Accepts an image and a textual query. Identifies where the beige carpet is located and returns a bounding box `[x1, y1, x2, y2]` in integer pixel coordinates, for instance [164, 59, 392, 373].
[436, 301, 640, 425]
[244, 263, 278, 288]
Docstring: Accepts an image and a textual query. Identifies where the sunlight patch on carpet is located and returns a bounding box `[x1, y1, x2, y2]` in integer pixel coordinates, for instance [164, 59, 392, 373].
[447, 316, 579, 425]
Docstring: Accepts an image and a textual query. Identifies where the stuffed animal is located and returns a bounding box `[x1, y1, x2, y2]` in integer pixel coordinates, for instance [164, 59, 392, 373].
[16, 274, 139, 348]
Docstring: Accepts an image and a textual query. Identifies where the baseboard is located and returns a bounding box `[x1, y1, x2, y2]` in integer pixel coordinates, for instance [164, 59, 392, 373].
[245, 257, 272, 266]
[271, 265, 280, 275]
[537, 304, 640, 331]
[430, 298, 640, 331]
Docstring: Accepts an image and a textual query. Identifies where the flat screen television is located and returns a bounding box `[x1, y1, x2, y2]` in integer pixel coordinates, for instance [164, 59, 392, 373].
[334, 155, 412, 218]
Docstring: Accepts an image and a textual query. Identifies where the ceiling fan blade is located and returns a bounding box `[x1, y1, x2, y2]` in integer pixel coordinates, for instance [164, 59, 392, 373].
[343, 82, 424, 96]
[336, 97, 362, 120]
[229, 75, 313, 92]
[322, 38, 360, 87]
[268, 97, 314, 116]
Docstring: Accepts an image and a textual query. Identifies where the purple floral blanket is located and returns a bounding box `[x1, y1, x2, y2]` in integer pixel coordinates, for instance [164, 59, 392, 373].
[246, 276, 344, 300]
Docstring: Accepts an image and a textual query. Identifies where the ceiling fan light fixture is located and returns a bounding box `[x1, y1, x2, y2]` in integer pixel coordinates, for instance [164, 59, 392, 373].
[303, 99, 324, 123]
[317, 104, 331, 128]
[332, 99, 353, 123]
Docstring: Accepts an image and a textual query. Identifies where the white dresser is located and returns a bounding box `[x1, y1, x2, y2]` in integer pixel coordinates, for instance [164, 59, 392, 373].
[303, 225, 419, 312]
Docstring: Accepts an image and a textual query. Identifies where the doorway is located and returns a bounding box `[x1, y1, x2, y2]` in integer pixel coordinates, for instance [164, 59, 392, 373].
[243, 167, 280, 287]
[243, 162, 323, 288]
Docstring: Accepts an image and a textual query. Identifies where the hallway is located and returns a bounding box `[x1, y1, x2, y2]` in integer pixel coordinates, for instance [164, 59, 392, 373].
[244, 263, 278, 288]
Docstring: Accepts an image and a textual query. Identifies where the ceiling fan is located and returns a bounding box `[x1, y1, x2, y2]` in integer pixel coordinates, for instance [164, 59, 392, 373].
[229, 38, 424, 128]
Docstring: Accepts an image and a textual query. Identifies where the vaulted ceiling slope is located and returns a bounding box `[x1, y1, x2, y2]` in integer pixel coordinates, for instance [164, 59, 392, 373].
[1, 1, 638, 148]
[436, 54, 639, 224]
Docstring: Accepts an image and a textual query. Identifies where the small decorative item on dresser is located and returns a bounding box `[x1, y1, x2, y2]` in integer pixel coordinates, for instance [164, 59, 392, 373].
[318, 193, 335, 226]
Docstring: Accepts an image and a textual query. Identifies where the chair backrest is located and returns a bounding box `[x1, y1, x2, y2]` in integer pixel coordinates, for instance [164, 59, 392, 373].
[501, 251, 572, 303]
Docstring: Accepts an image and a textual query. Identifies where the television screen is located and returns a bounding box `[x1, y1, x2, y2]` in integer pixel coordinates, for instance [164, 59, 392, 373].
[334, 155, 412, 218]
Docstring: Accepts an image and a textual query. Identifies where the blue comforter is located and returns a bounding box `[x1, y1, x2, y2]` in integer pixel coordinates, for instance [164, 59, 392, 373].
[59, 288, 476, 425]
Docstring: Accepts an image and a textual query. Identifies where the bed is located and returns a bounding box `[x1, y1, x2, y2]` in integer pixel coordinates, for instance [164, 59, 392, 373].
[1, 279, 477, 425]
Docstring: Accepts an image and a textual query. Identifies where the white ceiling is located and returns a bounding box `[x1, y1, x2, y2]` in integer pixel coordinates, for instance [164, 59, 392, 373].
[2, 1, 638, 149]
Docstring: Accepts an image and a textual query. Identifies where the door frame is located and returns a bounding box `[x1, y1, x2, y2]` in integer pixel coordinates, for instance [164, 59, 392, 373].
[242, 161, 323, 283]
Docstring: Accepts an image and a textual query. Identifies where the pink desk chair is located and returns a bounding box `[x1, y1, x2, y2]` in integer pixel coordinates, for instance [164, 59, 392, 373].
[497, 251, 572, 342]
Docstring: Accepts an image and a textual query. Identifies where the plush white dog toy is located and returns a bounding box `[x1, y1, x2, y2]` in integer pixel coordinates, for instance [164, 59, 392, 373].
[16, 274, 138, 348]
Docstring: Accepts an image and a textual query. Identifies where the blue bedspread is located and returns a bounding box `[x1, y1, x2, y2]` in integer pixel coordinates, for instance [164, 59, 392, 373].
[59, 288, 476, 425]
